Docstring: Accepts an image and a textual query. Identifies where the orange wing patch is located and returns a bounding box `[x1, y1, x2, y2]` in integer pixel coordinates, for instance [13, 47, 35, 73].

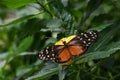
[69, 45, 85, 56]
[57, 49, 71, 62]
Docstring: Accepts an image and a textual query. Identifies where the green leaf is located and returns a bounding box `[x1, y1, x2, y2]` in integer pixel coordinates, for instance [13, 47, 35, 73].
[88, 23, 113, 32]
[0, 13, 41, 28]
[26, 68, 58, 80]
[58, 65, 66, 80]
[46, 19, 61, 29]
[0, 60, 6, 71]
[16, 66, 32, 78]
[80, 0, 103, 26]
[0, 52, 7, 60]
[17, 36, 34, 53]
[25, 63, 58, 80]
[18, 52, 36, 56]
[6, 36, 33, 63]
[76, 41, 120, 64]
[1, 0, 36, 9]
[16, 60, 43, 79]
[88, 21, 120, 51]
[44, 38, 57, 47]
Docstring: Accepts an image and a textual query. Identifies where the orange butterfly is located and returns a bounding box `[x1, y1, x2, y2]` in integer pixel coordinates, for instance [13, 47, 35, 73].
[38, 30, 98, 65]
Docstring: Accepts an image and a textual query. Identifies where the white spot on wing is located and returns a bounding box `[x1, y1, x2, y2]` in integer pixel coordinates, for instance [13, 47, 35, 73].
[80, 38, 82, 40]
[83, 41, 86, 44]
[81, 33, 83, 35]
[88, 38, 91, 41]
[47, 55, 50, 57]
[52, 53, 55, 56]
[84, 34, 88, 38]
[43, 57, 45, 60]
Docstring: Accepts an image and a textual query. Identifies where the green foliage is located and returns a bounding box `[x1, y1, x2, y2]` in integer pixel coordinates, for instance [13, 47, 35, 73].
[1, 0, 36, 9]
[0, 0, 120, 80]
[26, 63, 58, 80]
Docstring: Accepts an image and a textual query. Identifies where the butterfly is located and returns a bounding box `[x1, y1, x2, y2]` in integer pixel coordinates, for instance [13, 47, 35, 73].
[37, 30, 98, 64]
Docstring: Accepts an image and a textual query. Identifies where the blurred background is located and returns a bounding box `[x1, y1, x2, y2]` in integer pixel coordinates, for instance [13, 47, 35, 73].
[0, 0, 120, 80]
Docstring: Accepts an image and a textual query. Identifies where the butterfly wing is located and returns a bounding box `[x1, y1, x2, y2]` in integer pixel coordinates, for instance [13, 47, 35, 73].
[55, 47, 72, 63]
[68, 45, 85, 56]
[68, 30, 98, 56]
[37, 45, 71, 63]
[37, 46, 59, 62]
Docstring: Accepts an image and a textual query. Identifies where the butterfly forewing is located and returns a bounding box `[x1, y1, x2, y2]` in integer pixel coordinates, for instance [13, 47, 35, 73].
[67, 30, 98, 56]
[69, 45, 85, 56]
[69, 30, 98, 47]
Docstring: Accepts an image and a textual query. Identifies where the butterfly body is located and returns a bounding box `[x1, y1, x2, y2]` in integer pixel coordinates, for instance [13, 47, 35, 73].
[38, 30, 98, 64]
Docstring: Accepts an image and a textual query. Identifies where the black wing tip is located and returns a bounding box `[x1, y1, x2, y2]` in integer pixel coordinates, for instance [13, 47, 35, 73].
[87, 30, 98, 38]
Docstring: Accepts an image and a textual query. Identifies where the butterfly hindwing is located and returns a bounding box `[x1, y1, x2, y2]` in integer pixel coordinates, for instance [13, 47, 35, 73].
[38, 46, 56, 61]
[38, 45, 65, 62]
[56, 47, 72, 63]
